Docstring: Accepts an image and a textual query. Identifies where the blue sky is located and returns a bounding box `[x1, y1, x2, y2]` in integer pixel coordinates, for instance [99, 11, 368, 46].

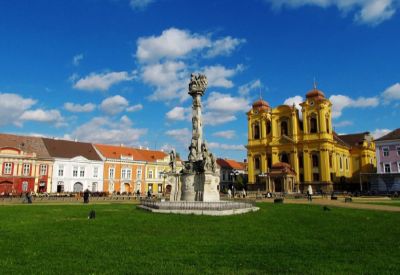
[1, 0, 400, 161]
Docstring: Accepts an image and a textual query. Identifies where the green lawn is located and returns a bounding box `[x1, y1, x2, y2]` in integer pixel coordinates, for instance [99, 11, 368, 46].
[1, 203, 399, 274]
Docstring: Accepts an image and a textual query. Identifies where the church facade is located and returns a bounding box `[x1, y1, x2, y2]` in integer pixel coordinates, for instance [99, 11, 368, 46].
[246, 86, 376, 192]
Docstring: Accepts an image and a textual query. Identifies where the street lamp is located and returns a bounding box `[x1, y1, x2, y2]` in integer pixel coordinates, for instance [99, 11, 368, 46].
[230, 169, 240, 197]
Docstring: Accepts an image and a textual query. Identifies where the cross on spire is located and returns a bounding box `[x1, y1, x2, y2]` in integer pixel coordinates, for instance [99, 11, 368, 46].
[313, 77, 317, 90]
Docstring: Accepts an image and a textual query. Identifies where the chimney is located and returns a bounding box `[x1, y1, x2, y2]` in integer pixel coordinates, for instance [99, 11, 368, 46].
[243, 159, 247, 163]
[120, 143, 124, 147]
[74, 138, 78, 142]
[139, 145, 142, 149]
[146, 147, 149, 150]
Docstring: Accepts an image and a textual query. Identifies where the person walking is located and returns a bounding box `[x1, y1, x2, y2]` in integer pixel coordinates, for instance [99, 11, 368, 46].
[307, 185, 313, 202]
[83, 189, 90, 204]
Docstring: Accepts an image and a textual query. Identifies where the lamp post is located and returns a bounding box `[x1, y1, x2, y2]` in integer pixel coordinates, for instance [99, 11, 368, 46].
[230, 169, 240, 197]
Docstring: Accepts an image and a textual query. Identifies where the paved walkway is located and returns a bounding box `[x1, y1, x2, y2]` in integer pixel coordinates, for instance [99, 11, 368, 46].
[282, 198, 400, 212]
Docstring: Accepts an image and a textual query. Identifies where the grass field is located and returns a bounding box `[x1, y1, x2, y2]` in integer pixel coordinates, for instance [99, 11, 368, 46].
[1, 203, 399, 274]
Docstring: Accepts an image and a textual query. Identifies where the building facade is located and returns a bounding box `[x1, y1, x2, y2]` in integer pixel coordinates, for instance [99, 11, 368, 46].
[216, 158, 247, 190]
[246, 86, 376, 192]
[43, 138, 104, 193]
[0, 134, 53, 195]
[372, 128, 400, 192]
[94, 144, 146, 194]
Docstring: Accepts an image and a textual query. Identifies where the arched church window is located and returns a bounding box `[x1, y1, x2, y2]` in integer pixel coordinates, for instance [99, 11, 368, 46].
[312, 154, 319, 167]
[281, 120, 288, 136]
[253, 123, 260, 139]
[280, 152, 289, 164]
[310, 114, 318, 133]
[266, 120, 271, 135]
[326, 116, 330, 133]
[254, 156, 261, 170]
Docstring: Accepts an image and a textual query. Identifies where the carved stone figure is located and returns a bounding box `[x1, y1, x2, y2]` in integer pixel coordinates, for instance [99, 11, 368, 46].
[169, 150, 176, 173]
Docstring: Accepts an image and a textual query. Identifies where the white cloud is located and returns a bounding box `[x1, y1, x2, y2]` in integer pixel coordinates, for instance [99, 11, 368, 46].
[20, 109, 65, 127]
[72, 54, 83, 66]
[202, 65, 242, 88]
[329, 94, 379, 118]
[266, 0, 397, 25]
[333, 120, 353, 127]
[73, 71, 135, 91]
[207, 142, 246, 151]
[213, 130, 236, 139]
[136, 28, 210, 63]
[205, 37, 246, 58]
[382, 83, 400, 103]
[130, 0, 154, 10]
[100, 95, 130, 115]
[166, 106, 189, 121]
[202, 92, 251, 126]
[127, 103, 143, 112]
[0, 93, 36, 127]
[142, 61, 189, 102]
[238, 79, 262, 96]
[69, 116, 147, 145]
[371, 128, 391, 139]
[166, 128, 191, 145]
[205, 92, 250, 112]
[64, 102, 96, 113]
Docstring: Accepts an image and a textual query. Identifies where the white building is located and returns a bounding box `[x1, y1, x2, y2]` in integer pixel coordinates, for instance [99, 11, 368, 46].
[43, 138, 104, 193]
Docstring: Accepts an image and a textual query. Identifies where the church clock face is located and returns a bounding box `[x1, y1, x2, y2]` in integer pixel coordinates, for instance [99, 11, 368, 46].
[309, 101, 314, 106]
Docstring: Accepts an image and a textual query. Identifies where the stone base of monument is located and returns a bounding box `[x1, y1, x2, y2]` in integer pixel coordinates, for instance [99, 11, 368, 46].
[180, 172, 220, 202]
[138, 200, 259, 216]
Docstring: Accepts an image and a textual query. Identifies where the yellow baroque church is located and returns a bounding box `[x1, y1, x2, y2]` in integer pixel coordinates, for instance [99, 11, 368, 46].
[246, 86, 376, 193]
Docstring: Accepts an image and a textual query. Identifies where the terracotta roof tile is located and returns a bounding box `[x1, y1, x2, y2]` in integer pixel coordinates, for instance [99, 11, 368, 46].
[42, 138, 102, 160]
[375, 128, 400, 142]
[216, 158, 246, 170]
[0, 133, 51, 158]
[338, 132, 369, 147]
[95, 144, 168, 162]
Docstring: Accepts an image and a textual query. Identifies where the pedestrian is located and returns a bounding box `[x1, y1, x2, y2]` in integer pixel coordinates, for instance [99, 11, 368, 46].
[307, 185, 313, 202]
[136, 189, 140, 199]
[83, 189, 90, 204]
[147, 190, 151, 199]
[27, 191, 32, 204]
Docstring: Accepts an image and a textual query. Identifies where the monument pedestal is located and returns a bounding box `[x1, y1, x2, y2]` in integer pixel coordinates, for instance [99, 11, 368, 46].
[180, 172, 220, 202]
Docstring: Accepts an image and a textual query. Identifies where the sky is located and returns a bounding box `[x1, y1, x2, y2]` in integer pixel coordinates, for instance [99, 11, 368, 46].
[1, 0, 400, 161]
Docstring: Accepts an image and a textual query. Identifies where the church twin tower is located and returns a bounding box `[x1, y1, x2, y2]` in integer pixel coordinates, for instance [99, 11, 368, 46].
[246, 86, 376, 192]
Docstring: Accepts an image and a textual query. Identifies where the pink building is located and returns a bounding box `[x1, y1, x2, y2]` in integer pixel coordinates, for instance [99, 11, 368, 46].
[374, 128, 400, 192]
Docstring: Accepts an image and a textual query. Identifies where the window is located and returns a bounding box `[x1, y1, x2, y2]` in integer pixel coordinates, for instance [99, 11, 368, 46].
[158, 184, 163, 193]
[281, 121, 288, 136]
[313, 173, 319, 182]
[326, 118, 330, 133]
[40, 164, 47, 176]
[339, 157, 343, 171]
[3, 162, 12, 175]
[298, 153, 303, 168]
[148, 170, 153, 179]
[73, 166, 78, 177]
[79, 167, 85, 178]
[383, 147, 389, 157]
[253, 123, 260, 139]
[310, 115, 318, 133]
[398, 162, 400, 172]
[93, 167, 98, 178]
[137, 168, 142, 179]
[122, 168, 131, 179]
[222, 173, 226, 181]
[312, 154, 319, 168]
[266, 120, 271, 135]
[58, 165, 64, 177]
[254, 157, 260, 170]
[109, 167, 115, 179]
[23, 163, 30, 176]
[384, 163, 391, 173]
[345, 158, 349, 171]
[280, 152, 289, 164]
[329, 154, 332, 168]
[148, 183, 153, 192]
[397, 147, 400, 156]
[22, 181, 28, 192]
